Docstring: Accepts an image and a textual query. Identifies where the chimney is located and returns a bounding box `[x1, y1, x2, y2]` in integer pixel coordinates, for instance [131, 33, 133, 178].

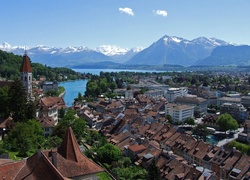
[37, 145, 41, 160]
[192, 173, 196, 180]
[51, 150, 57, 168]
[232, 147, 236, 154]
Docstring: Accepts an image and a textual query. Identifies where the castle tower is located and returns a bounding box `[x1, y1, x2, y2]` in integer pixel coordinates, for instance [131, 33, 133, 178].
[20, 51, 32, 99]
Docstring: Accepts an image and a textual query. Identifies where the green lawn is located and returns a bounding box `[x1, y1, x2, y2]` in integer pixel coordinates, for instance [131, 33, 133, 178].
[97, 172, 112, 180]
[8, 151, 22, 160]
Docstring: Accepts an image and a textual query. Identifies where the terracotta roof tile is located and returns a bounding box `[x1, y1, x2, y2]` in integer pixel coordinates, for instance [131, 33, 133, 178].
[15, 152, 65, 180]
[0, 160, 25, 180]
[128, 144, 147, 153]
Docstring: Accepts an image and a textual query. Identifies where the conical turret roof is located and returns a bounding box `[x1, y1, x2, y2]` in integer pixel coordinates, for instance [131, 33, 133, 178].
[20, 51, 32, 72]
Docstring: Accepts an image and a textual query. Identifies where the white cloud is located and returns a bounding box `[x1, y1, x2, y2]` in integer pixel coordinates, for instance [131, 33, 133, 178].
[119, 7, 134, 16]
[153, 10, 168, 17]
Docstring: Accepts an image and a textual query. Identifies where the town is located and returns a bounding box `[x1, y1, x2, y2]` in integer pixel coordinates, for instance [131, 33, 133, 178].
[0, 51, 250, 180]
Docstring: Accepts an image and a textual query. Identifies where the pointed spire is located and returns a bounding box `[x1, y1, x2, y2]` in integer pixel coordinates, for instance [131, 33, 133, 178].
[57, 127, 83, 162]
[20, 51, 32, 72]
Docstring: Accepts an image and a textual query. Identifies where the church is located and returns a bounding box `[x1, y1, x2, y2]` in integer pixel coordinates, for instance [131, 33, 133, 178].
[20, 51, 33, 100]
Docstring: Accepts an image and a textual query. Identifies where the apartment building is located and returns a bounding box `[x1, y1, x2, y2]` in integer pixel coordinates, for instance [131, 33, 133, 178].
[165, 87, 188, 102]
[220, 103, 248, 122]
[174, 96, 208, 117]
[165, 103, 194, 122]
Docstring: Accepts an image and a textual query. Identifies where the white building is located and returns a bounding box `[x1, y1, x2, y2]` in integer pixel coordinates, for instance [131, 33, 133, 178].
[165, 103, 194, 122]
[174, 96, 208, 117]
[165, 87, 188, 103]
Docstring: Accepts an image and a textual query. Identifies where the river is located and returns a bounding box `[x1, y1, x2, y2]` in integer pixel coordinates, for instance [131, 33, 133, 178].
[60, 68, 163, 107]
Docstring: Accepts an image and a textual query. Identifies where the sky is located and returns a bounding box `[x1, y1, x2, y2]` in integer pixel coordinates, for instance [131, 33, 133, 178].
[1, 0, 250, 49]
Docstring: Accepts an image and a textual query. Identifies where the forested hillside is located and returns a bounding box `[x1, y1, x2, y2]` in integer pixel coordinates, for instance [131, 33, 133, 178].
[0, 50, 83, 80]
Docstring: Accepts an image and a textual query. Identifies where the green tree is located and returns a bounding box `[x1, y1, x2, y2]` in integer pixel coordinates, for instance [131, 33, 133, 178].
[8, 79, 27, 122]
[192, 124, 210, 141]
[53, 109, 88, 142]
[77, 92, 82, 102]
[25, 100, 36, 120]
[3, 119, 44, 157]
[97, 143, 122, 165]
[166, 114, 173, 124]
[112, 166, 148, 180]
[147, 158, 161, 180]
[109, 82, 117, 92]
[216, 113, 238, 132]
[184, 118, 195, 125]
[0, 86, 10, 118]
[58, 108, 65, 119]
[43, 136, 62, 149]
[85, 130, 107, 148]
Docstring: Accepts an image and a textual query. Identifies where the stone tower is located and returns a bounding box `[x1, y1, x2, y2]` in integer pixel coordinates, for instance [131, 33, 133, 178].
[20, 51, 32, 99]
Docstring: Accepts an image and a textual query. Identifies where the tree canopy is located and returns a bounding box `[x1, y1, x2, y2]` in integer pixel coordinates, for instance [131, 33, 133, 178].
[3, 119, 44, 157]
[0, 50, 84, 81]
[0, 86, 10, 118]
[53, 109, 88, 142]
[216, 113, 238, 132]
[192, 124, 210, 141]
[97, 143, 122, 165]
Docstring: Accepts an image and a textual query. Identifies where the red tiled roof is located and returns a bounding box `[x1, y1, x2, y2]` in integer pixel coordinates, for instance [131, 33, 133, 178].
[0, 160, 25, 180]
[40, 97, 66, 110]
[128, 144, 146, 153]
[20, 53, 32, 72]
[15, 151, 65, 180]
[55, 127, 104, 177]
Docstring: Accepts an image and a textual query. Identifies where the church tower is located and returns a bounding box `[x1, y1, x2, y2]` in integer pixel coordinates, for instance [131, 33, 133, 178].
[20, 51, 32, 99]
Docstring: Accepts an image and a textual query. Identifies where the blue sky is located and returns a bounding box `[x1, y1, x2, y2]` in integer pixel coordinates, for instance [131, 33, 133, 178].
[1, 0, 250, 49]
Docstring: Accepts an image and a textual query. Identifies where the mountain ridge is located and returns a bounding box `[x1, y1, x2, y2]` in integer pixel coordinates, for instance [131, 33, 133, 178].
[1, 35, 249, 67]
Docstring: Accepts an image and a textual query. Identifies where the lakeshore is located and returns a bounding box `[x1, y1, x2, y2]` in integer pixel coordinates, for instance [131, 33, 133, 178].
[59, 79, 88, 107]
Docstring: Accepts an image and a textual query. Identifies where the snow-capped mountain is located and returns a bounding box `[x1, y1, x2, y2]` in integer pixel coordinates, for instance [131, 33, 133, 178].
[125, 35, 231, 66]
[0, 43, 143, 66]
[0, 35, 240, 67]
[95, 45, 144, 63]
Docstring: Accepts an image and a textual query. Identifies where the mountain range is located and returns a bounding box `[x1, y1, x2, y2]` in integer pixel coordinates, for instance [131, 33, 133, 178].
[1, 35, 250, 67]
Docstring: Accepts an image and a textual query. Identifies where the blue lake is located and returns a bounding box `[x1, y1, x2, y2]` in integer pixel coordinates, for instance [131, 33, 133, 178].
[59, 80, 88, 107]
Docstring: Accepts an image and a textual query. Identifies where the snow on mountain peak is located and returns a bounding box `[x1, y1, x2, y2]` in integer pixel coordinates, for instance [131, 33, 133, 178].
[163, 36, 184, 45]
[58, 46, 89, 53]
[131, 47, 144, 52]
[0, 42, 11, 49]
[96, 45, 129, 56]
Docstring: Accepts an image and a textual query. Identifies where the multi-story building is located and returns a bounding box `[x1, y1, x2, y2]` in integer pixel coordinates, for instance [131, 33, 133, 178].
[144, 89, 164, 99]
[165, 103, 194, 122]
[37, 97, 66, 125]
[218, 96, 241, 105]
[220, 103, 248, 122]
[165, 87, 188, 102]
[174, 96, 208, 117]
